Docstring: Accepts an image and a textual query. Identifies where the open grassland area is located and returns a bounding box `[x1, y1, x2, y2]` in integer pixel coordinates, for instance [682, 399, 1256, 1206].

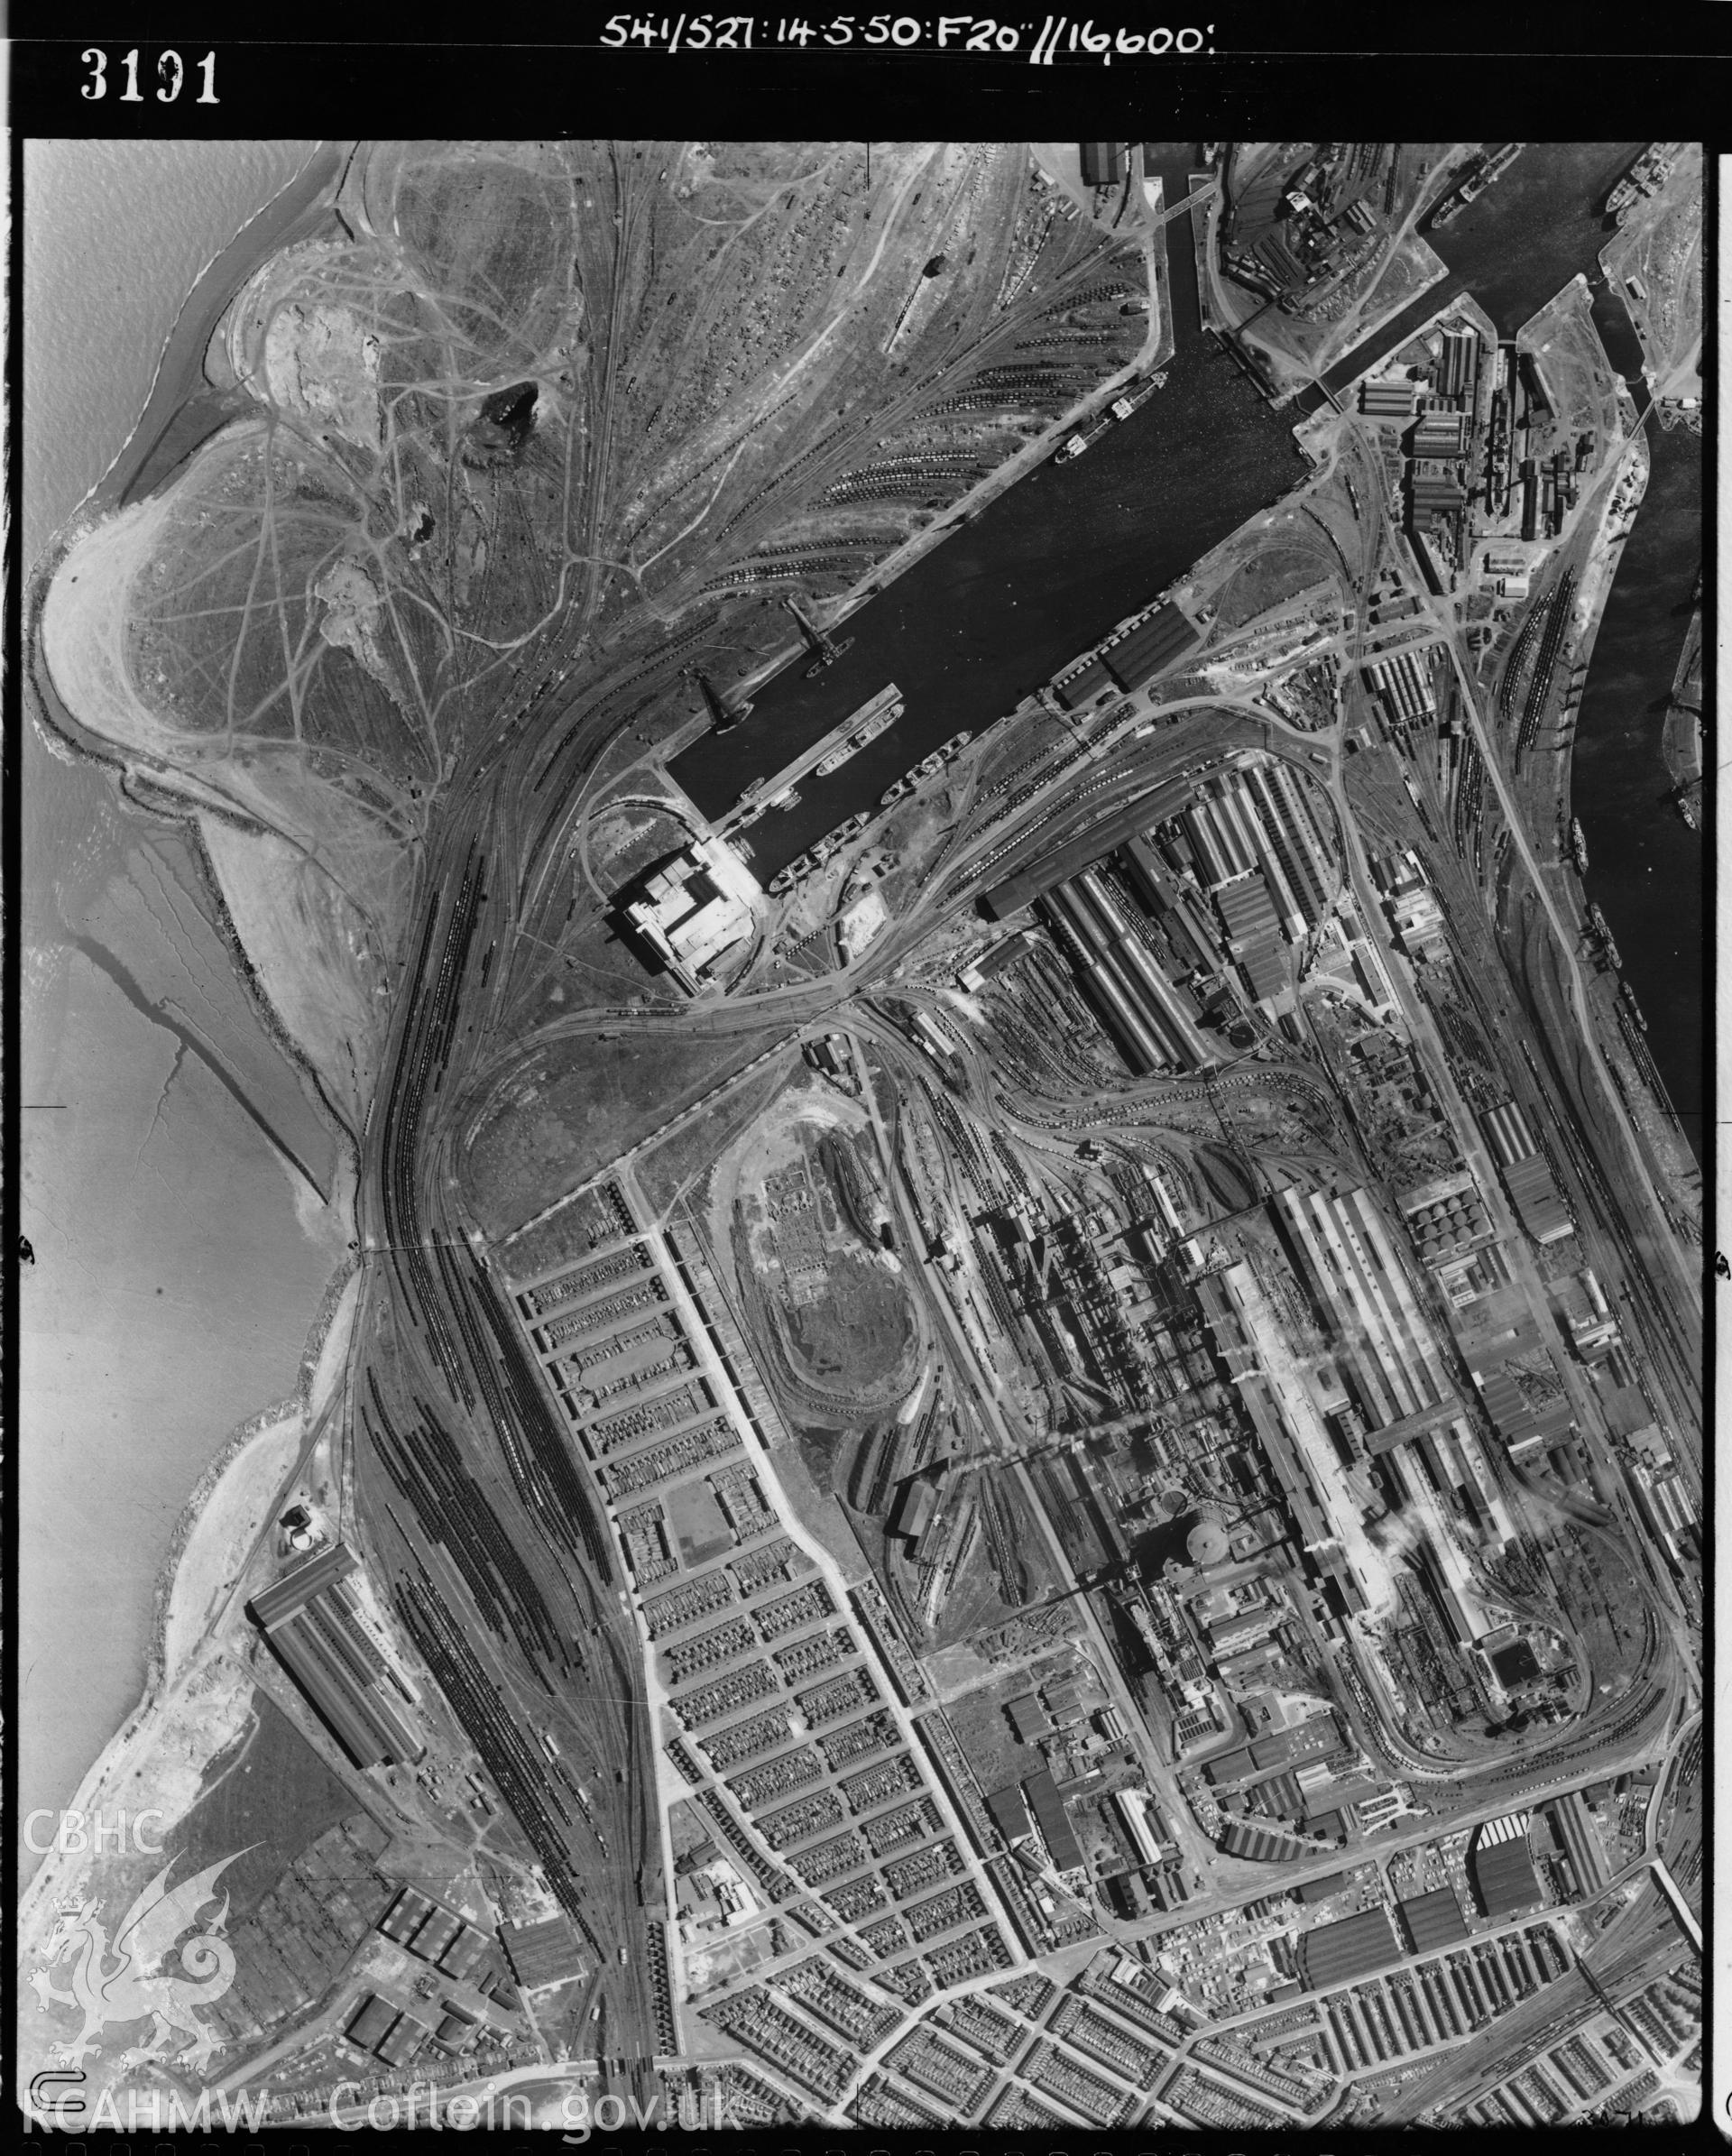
[162, 1690, 368, 1919]
[465, 1029, 773, 1238]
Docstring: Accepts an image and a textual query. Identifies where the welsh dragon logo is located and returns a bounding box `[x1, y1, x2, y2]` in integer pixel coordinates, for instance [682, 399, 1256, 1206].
[30, 1855, 244, 2075]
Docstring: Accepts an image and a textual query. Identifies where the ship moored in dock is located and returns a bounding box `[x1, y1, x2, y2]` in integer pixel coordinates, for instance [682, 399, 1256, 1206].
[815, 686, 904, 775]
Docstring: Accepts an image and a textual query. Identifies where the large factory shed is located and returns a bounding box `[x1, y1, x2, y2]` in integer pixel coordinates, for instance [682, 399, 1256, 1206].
[346, 1995, 399, 2050]
[1055, 657, 1114, 709]
[1296, 1905, 1403, 1989]
[1102, 604, 1200, 692]
[987, 1783, 1032, 1843]
[1469, 1815, 1544, 1919]
[500, 1912, 586, 1991]
[247, 1542, 423, 1771]
[1218, 1817, 1310, 1864]
[1396, 1886, 1470, 1955]
[1023, 1766, 1083, 1870]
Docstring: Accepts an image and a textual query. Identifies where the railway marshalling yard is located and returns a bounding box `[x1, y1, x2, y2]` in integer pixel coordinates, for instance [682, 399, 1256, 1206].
[23, 140, 1700, 2133]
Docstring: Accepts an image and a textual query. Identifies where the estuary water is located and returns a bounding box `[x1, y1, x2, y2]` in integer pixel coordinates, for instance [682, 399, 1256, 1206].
[21, 141, 343, 1856]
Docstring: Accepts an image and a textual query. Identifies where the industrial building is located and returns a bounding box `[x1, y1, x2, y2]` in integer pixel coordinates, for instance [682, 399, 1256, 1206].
[1079, 143, 1125, 189]
[1413, 411, 1469, 459]
[1272, 1186, 1455, 1427]
[1119, 834, 1221, 968]
[1182, 764, 1336, 937]
[1023, 1766, 1083, 1871]
[1469, 1813, 1544, 1919]
[1361, 376, 1417, 421]
[1055, 656, 1115, 709]
[890, 1475, 939, 1545]
[248, 1543, 424, 1770]
[1217, 1816, 1312, 1864]
[377, 2015, 428, 2069]
[1480, 1102, 1573, 1244]
[1397, 1886, 1470, 1954]
[990, 757, 1334, 1062]
[346, 1995, 398, 2051]
[378, 1887, 490, 1976]
[1544, 1790, 1610, 1894]
[1436, 326, 1481, 401]
[620, 839, 759, 994]
[380, 1886, 435, 1942]
[958, 931, 1034, 990]
[1113, 1786, 1165, 1866]
[1239, 760, 1340, 926]
[986, 1783, 1033, 1844]
[1478, 1363, 1575, 1458]
[1372, 850, 1449, 962]
[1214, 874, 1286, 1003]
[1037, 871, 1220, 1074]
[1295, 1905, 1403, 1988]
[345, 1995, 428, 2067]
[1204, 1745, 1257, 1788]
[1006, 1691, 1053, 1744]
[1101, 603, 1200, 692]
[435, 2004, 480, 2050]
[499, 1911, 587, 1991]
[1192, 1267, 1367, 1608]
[1249, 1714, 1342, 1774]
[1363, 649, 1438, 726]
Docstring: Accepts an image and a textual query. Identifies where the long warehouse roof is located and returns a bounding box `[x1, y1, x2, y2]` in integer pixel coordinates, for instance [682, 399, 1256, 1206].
[1396, 1886, 1470, 1954]
[1297, 1905, 1403, 1989]
[1102, 603, 1201, 692]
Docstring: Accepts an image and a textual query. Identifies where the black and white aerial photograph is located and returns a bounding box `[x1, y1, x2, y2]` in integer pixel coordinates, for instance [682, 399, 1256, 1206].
[14, 28, 1710, 2141]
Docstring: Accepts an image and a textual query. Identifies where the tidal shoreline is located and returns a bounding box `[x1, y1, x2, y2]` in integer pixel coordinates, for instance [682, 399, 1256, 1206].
[21, 143, 364, 1856]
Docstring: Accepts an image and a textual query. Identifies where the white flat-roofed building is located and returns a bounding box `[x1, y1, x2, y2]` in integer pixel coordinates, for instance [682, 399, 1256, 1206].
[623, 843, 758, 993]
[1274, 1186, 1453, 1426]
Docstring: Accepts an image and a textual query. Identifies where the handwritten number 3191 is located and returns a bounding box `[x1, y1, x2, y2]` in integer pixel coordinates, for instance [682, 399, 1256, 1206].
[82, 50, 219, 101]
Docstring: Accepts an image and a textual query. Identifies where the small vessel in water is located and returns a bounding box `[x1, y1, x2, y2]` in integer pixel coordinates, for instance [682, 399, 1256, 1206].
[804, 635, 855, 679]
[787, 594, 854, 678]
[1570, 817, 1588, 875]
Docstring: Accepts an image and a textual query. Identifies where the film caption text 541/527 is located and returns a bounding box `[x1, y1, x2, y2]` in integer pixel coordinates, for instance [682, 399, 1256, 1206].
[600, 14, 1218, 54]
